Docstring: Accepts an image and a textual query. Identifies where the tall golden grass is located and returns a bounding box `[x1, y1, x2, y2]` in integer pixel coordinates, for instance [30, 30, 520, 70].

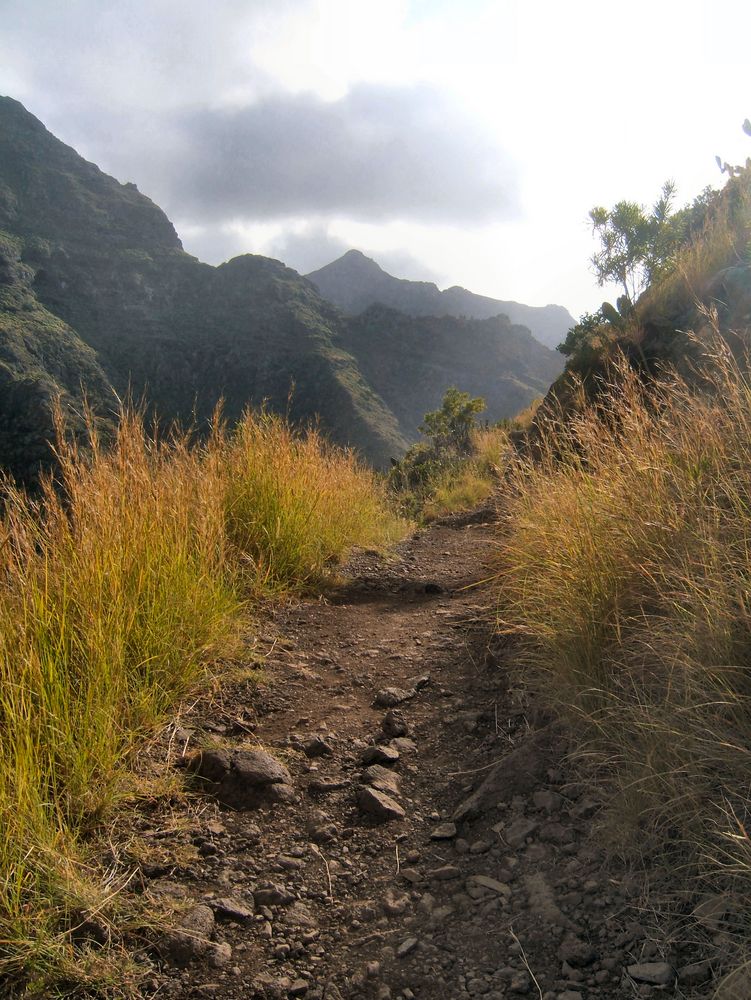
[0, 407, 405, 991]
[423, 426, 507, 521]
[497, 341, 751, 900]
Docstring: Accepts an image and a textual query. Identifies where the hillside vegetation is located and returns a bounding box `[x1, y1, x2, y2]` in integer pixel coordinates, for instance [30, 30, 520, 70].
[0, 407, 406, 995]
[495, 142, 751, 976]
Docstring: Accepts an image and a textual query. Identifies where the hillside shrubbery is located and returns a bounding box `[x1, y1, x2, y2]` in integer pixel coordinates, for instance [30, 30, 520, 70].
[0, 408, 405, 992]
[389, 387, 507, 519]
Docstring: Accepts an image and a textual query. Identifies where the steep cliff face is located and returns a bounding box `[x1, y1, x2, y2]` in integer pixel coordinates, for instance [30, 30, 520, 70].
[307, 249, 574, 350]
[0, 230, 115, 482]
[0, 98, 408, 477]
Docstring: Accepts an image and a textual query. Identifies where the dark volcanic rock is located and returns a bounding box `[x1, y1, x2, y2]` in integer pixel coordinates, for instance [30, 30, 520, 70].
[357, 786, 406, 822]
[186, 748, 293, 809]
[453, 727, 559, 822]
[373, 687, 415, 708]
[381, 709, 408, 738]
[361, 744, 400, 766]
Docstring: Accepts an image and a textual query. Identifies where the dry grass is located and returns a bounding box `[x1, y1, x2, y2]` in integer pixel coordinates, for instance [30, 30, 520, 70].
[496, 342, 751, 908]
[423, 426, 506, 520]
[225, 413, 406, 588]
[0, 406, 406, 993]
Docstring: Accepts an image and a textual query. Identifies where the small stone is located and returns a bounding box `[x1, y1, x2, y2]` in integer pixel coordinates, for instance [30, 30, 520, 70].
[307, 809, 338, 844]
[397, 937, 418, 957]
[187, 748, 293, 809]
[561, 962, 583, 982]
[374, 687, 415, 708]
[284, 901, 318, 929]
[278, 855, 304, 870]
[206, 941, 232, 968]
[391, 737, 417, 753]
[466, 875, 511, 896]
[382, 890, 410, 916]
[229, 749, 291, 785]
[504, 818, 539, 848]
[210, 896, 254, 922]
[308, 777, 349, 794]
[302, 736, 333, 758]
[363, 764, 400, 796]
[678, 960, 712, 987]
[361, 745, 400, 767]
[382, 709, 408, 738]
[400, 868, 423, 885]
[289, 981, 309, 997]
[469, 839, 491, 854]
[557, 992, 582, 1000]
[429, 865, 461, 881]
[254, 883, 295, 907]
[626, 962, 675, 986]
[358, 786, 406, 822]
[430, 822, 457, 840]
[159, 903, 216, 966]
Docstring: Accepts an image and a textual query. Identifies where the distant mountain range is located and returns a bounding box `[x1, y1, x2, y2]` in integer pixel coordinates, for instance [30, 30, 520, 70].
[0, 96, 567, 483]
[307, 250, 574, 350]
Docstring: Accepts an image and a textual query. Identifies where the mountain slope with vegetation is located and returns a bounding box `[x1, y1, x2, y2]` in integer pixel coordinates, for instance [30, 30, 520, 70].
[0, 96, 409, 479]
[307, 248, 575, 349]
[0, 97, 568, 483]
[339, 303, 562, 438]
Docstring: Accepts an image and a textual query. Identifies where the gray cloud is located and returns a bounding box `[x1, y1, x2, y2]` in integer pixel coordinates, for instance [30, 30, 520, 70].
[0, 1, 518, 264]
[151, 85, 517, 225]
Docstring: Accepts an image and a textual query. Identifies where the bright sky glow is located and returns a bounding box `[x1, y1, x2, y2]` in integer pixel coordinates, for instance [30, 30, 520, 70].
[2, 0, 750, 316]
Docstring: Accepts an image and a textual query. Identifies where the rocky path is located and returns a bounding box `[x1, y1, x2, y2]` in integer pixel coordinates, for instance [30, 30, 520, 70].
[137, 513, 714, 1000]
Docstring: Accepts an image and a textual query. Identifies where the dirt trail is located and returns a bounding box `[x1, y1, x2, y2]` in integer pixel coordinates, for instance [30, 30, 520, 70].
[138, 513, 703, 1000]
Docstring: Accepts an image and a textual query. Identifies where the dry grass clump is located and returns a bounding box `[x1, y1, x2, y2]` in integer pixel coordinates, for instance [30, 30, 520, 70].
[497, 343, 751, 899]
[224, 413, 406, 587]
[423, 426, 506, 520]
[0, 406, 405, 991]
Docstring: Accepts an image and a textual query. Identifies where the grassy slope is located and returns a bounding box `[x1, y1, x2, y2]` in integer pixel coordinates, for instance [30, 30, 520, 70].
[0, 230, 115, 482]
[495, 165, 751, 977]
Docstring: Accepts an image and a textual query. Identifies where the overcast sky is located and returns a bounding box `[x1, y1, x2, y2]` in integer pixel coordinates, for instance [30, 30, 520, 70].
[2, 0, 750, 316]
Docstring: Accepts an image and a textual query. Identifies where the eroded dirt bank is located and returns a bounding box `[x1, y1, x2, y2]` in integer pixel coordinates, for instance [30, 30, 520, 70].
[135, 513, 716, 1000]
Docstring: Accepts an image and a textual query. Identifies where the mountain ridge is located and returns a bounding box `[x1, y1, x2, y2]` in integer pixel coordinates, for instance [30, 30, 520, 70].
[306, 248, 574, 350]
